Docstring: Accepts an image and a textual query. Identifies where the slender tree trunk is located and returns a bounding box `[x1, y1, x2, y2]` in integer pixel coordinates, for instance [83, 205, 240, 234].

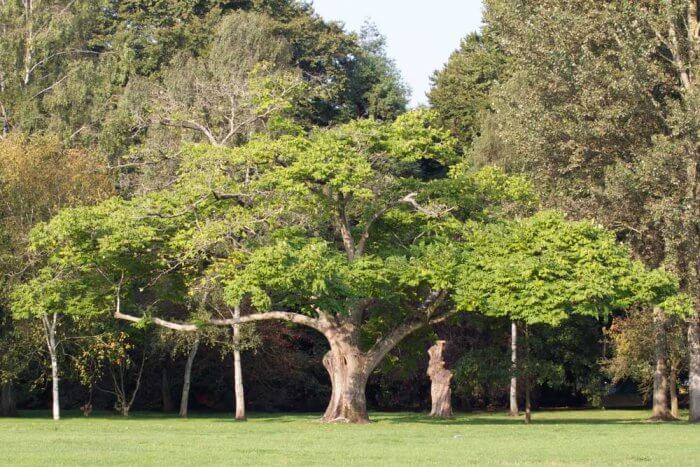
[509, 321, 519, 417]
[689, 313, 700, 422]
[49, 344, 59, 420]
[41, 313, 60, 421]
[179, 337, 199, 418]
[427, 340, 453, 417]
[161, 367, 173, 412]
[651, 308, 672, 420]
[0, 382, 17, 417]
[233, 306, 246, 421]
[669, 366, 679, 419]
[22, 0, 33, 86]
[524, 324, 531, 424]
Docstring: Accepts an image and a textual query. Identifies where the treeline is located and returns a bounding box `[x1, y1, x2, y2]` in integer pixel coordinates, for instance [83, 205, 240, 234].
[0, 0, 698, 425]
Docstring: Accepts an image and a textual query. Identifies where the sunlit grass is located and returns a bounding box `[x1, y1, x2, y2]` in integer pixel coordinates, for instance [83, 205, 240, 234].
[1, 410, 698, 465]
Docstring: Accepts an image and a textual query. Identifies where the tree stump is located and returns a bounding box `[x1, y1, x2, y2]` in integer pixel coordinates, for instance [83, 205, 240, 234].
[427, 340, 453, 418]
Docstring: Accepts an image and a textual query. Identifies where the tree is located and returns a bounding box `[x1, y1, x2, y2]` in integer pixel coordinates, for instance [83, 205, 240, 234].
[26, 105, 679, 424]
[453, 211, 684, 422]
[428, 32, 506, 149]
[479, 0, 700, 421]
[509, 321, 518, 416]
[605, 307, 688, 419]
[28, 110, 527, 423]
[0, 134, 111, 420]
[343, 22, 409, 121]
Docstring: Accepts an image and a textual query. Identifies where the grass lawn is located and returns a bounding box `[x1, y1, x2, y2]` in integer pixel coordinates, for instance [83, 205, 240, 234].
[1, 409, 698, 466]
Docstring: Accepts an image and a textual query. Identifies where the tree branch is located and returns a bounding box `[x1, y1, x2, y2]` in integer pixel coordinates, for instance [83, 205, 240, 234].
[364, 290, 448, 371]
[355, 192, 445, 257]
[114, 294, 327, 334]
[161, 118, 220, 146]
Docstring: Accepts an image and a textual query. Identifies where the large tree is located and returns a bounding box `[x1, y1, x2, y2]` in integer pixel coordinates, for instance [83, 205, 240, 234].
[24, 109, 676, 423]
[479, 0, 700, 421]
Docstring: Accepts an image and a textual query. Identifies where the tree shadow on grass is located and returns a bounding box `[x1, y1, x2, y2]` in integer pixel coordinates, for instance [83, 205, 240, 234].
[369, 412, 661, 426]
[13, 410, 683, 426]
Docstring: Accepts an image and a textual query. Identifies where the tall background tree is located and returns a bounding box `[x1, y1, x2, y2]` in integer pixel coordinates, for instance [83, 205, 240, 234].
[429, 0, 700, 421]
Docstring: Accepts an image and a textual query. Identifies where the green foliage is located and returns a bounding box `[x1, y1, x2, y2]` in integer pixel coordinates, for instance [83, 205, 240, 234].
[455, 211, 680, 325]
[428, 32, 507, 149]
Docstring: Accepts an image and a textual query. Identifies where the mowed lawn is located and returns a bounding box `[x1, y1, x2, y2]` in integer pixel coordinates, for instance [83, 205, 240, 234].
[1, 410, 698, 466]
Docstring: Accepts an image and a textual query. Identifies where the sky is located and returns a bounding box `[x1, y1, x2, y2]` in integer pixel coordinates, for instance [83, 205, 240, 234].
[310, 0, 484, 107]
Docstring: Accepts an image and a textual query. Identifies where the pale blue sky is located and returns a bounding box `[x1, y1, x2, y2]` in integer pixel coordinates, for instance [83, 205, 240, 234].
[311, 0, 484, 107]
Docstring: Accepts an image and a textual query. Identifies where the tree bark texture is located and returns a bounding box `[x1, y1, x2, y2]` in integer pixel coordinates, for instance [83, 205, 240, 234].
[509, 321, 519, 417]
[689, 313, 700, 422]
[322, 338, 370, 424]
[651, 308, 672, 420]
[427, 340, 453, 418]
[41, 313, 60, 421]
[233, 306, 246, 421]
[179, 337, 199, 418]
[669, 366, 679, 419]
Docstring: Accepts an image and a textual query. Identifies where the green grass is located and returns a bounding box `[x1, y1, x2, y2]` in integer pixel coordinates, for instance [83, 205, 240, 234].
[1, 410, 698, 466]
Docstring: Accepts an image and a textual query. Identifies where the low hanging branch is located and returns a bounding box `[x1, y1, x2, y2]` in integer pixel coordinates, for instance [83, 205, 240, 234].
[114, 290, 327, 334]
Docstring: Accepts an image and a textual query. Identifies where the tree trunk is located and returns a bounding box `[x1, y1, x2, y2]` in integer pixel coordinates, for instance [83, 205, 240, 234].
[509, 321, 519, 417]
[651, 308, 672, 421]
[427, 340, 453, 417]
[161, 368, 174, 412]
[179, 337, 199, 418]
[0, 382, 17, 417]
[524, 377, 532, 424]
[232, 308, 246, 420]
[669, 366, 679, 419]
[41, 313, 60, 421]
[321, 340, 370, 424]
[49, 346, 59, 421]
[524, 324, 531, 424]
[689, 313, 700, 422]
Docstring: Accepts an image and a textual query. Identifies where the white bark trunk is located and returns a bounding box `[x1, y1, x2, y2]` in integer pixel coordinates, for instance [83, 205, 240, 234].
[41, 313, 60, 421]
[179, 337, 199, 418]
[509, 321, 519, 416]
[50, 352, 59, 421]
[233, 306, 246, 421]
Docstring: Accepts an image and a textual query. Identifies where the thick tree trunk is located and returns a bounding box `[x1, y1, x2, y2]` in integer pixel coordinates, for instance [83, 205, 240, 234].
[427, 340, 453, 417]
[179, 337, 199, 418]
[232, 312, 246, 420]
[509, 321, 519, 417]
[161, 368, 174, 412]
[689, 313, 700, 422]
[669, 366, 679, 419]
[0, 382, 17, 417]
[651, 308, 672, 421]
[321, 340, 369, 424]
